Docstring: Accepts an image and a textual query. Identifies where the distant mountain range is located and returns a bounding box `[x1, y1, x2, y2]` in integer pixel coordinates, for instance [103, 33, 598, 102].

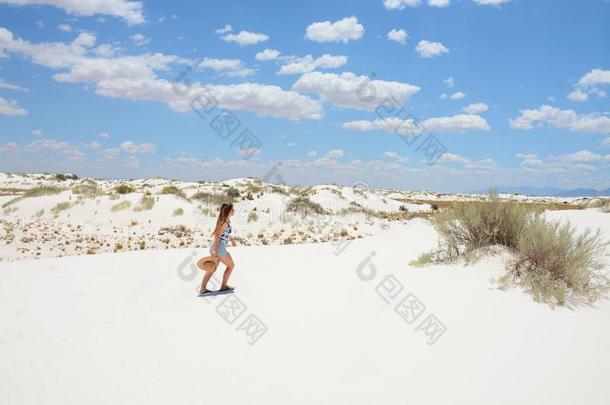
[475, 186, 610, 197]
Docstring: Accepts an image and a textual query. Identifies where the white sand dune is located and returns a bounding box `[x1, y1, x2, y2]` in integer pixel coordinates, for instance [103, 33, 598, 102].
[1, 209, 609, 404]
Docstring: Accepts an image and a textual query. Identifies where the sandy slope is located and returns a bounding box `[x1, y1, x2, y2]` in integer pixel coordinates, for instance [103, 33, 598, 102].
[1, 210, 609, 405]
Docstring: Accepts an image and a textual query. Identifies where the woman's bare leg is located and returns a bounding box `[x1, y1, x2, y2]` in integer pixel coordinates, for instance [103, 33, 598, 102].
[219, 253, 235, 289]
[200, 271, 213, 294]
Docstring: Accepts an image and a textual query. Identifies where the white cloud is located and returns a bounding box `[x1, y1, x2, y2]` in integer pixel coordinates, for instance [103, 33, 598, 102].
[438, 153, 471, 164]
[473, 0, 511, 5]
[293, 71, 419, 110]
[601, 137, 610, 148]
[0, 28, 322, 121]
[305, 16, 364, 43]
[277, 54, 347, 75]
[516, 153, 543, 167]
[509, 105, 610, 134]
[383, 0, 421, 9]
[449, 91, 465, 100]
[221, 30, 269, 46]
[0, 96, 27, 116]
[25, 138, 85, 160]
[325, 149, 344, 159]
[255, 48, 280, 61]
[443, 76, 455, 88]
[57, 23, 71, 32]
[199, 57, 255, 78]
[307, 150, 317, 158]
[415, 40, 449, 58]
[0, 79, 28, 92]
[462, 102, 488, 113]
[215, 24, 232, 34]
[568, 69, 610, 102]
[567, 89, 588, 102]
[31, 128, 43, 136]
[551, 150, 607, 163]
[129, 33, 150, 46]
[428, 0, 450, 6]
[99, 132, 110, 139]
[342, 113, 490, 134]
[387, 29, 408, 45]
[384, 151, 409, 162]
[0, 0, 145, 25]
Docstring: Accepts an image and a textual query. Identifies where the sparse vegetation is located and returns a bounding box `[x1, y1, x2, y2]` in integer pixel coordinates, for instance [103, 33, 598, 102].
[2, 186, 64, 208]
[51, 202, 72, 214]
[286, 197, 327, 215]
[114, 184, 135, 194]
[160, 185, 187, 200]
[111, 200, 131, 212]
[248, 211, 259, 223]
[173, 208, 184, 216]
[412, 191, 609, 306]
[133, 195, 155, 211]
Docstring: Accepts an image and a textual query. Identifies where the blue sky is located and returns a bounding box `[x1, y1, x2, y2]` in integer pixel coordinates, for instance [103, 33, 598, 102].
[0, 0, 609, 192]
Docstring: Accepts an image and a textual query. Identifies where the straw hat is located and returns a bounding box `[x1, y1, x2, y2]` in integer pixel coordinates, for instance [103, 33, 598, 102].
[196, 255, 219, 273]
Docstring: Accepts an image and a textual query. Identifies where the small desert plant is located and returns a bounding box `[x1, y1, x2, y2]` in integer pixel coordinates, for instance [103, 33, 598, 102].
[51, 201, 72, 214]
[114, 184, 135, 194]
[286, 196, 327, 215]
[133, 195, 155, 211]
[72, 183, 104, 197]
[507, 216, 609, 306]
[248, 211, 259, 223]
[111, 200, 131, 212]
[160, 185, 187, 200]
[2, 186, 64, 208]
[226, 187, 241, 200]
[173, 208, 184, 216]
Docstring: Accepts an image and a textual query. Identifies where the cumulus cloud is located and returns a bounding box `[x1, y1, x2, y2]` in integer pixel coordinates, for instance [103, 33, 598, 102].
[0, 0, 145, 25]
[31, 128, 43, 136]
[509, 104, 610, 134]
[215, 24, 232, 34]
[383, 0, 421, 9]
[0, 28, 322, 121]
[473, 0, 511, 5]
[277, 54, 347, 75]
[438, 153, 471, 164]
[199, 57, 255, 78]
[305, 16, 364, 43]
[0, 96, 27, 116]
[387, 29, 408, 45]
[342, 113, 490, 134]
[129, 33, 150, 46]
[293, 71, 419, 110]
[443, 76, 455, 88]
[25, 138, 85, 160]
[516, 153, 543, 167]
[568, 68, 610, 102]
[383, 151, 409, 162]
[415, 40, 449, 58]
[325, 149, 344, 159]
[462, 102, 488, 113]
[428, 0, 450, 6]
[57, 23, 71, 32]
[551, 150, 609, 163]
[255, 48, 280, 61]
[220, 30, 269, 46]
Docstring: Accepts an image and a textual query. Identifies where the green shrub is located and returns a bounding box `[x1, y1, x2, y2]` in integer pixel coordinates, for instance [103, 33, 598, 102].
[173, 208, 184, 216]
[248, 211, 259, 223]
[160, 185, 187, 199]
[286, 197, 327, 215]
[114, 184, 135, 194]
[226, 187, 241, 200]
[111, 200, 131, 212]
[2, 186, 64, 208]
[509, 216, 608, 306]
[133, 195, 155, 211]
[51, 201, 72, 214]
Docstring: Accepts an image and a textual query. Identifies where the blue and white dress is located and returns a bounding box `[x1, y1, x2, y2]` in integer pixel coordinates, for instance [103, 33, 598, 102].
[210, 221, 232, 257]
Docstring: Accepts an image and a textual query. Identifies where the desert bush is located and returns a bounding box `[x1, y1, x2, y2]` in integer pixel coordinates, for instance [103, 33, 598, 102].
[114, 184, 135, 194]
[286, 196, 327, 215]
[51, 201, 72, 214]
[173, 208, 184, 216]
[192, 191, 231, 206]
[160, 185, 187, 200]
[2, 186, 64, 208]
[415, 191, 609, 306]
[432, 192, 533, 259]
[226, 187, 241, 200]
[72, 183, 104, 198]
[111, 200, 131, 212]
[507, 216, 609, 306]
[133, 195, 155, 211]
[248, 211, 259, 223]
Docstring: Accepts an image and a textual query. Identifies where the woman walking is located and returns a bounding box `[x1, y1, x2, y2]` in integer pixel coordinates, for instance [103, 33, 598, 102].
[200, 202, 236, 295]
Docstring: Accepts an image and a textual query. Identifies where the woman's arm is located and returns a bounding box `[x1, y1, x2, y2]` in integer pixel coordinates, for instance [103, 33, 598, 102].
[212, 222, 227, 256]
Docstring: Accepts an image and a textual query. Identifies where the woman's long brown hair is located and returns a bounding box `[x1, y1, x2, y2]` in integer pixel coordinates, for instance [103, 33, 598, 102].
[212, 202, 233, 236]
